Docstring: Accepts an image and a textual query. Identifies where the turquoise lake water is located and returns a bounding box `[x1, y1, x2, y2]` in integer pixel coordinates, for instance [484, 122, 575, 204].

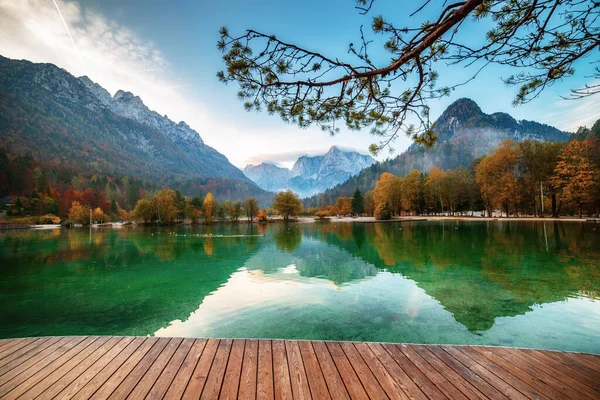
[1, 220, 598, 353]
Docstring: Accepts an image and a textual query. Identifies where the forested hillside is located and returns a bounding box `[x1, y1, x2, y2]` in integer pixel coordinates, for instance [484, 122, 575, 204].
[305, 98, 572, 207]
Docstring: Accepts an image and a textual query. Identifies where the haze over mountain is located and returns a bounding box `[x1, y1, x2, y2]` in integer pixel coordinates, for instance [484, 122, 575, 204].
[244, 146, 376, 198]
[0, 56, 272, 201]
[306, 98, 571, 206]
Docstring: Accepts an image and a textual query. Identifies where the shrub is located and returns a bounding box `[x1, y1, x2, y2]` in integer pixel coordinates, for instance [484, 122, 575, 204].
[374, 202, 392, 220]
[256, 209, 268, 222]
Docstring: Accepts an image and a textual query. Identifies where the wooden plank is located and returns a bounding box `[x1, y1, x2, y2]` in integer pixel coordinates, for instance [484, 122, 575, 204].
[182, 338, 219, 400]
[163, 338, 207, 399]
[257, 339, 275, 400]
[0, 337, 50, 369]
[580, 353, 600, 369]
[469, 346, 568, 400]
[0, 338, 30, 360]
[352, 342, 409, 400]
[0, 336, 86, 396]
[325, 342, 369, 400]
[34, 336, 127, 400]
[0, 337, 61, 377]
[498, 347, 599, 400]
[71, 337, 155, 400]
[297, 340, 331, 400]
[7, 336, 110, 400]
[458, 346, 555, 400]
[220, 339, 246, 400]
[366, 342, 428, 400]
[426, 345, 507, 400]
[101, 337, 170, 399]
[541, 350, 600, 381]
[311, 341, 350, 400]
[273, 340, 293, 400]
[146, 337, 195, 399]
[0, 336, 95, 399]
[339, 342, 390, 400]
[440, 346, 528, 400]
[126, 337, 184, 400]
[411, 345, 487, 400]
[53, 336, 138, 400]
[383, 343, 448, 400]
[396, 344, 468, 400]
[238, 339, 259, 400]
[285, 340, 312, 400]
[525, 349, 600, 390]
[201, 338, 233, 399]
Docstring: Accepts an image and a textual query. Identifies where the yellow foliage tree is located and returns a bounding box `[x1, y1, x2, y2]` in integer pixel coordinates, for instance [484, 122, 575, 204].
[273, 190, 303, 220]
[552, 140, 597, 218]
[373, 172, 402, 215]
[203, 192, 217, 224]
[92, 207, 106, 223]
[475, 140, 520, 217]
[154, 189, 178, 223]
[68, 201, 91, 225]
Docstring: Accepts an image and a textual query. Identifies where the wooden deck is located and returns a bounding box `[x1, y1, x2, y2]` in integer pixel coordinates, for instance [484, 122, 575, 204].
[0, 337, 598, 399]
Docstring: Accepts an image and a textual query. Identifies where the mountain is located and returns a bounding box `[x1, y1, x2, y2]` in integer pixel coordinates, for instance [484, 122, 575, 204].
[305, 98, 571, 205]
[244, 146, 376, 197]
[243, 163, 292, 193]
[0, 55, 271, 201]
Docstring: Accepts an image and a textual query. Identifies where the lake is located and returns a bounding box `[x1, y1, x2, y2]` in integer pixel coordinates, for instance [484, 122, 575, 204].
[1, 220, 599, 354]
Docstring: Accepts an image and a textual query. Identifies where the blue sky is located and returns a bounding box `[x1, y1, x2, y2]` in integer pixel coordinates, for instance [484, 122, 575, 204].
[0, 0, 598, 168]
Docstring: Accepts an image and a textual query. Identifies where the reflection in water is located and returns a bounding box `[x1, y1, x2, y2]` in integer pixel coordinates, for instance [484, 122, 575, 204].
[0, 221, 599, 353]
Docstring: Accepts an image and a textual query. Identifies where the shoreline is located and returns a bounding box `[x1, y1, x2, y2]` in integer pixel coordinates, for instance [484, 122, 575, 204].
[0, 215, 597, 231]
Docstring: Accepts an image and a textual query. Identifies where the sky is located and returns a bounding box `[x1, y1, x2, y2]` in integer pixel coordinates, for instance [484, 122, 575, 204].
[0, 0, 598, 169]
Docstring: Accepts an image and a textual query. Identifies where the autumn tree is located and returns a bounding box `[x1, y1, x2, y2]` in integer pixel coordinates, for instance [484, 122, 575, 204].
[92, 207, 106, 223]
[154, 189, 178, 223]
[223, 201, 243, 222]
[401, 170, 425, 215]
[425, 166, 446, 214]
[351, 188, 364, 215]
[218, 0, 599, 153]
[374, 172, 402, 215]
[256, 209, 268, 222]
[552, 140, 597, 218]
[68, 201, 91, 225]
[476, 140, 520, 217]
[273, 190, 303, 220]
[203, 192, 218, 224]
[335, 197, 353, 215]
[132, 199, 156, 222]
[374, 201, 392, 220]
[244, 197, 259, 221]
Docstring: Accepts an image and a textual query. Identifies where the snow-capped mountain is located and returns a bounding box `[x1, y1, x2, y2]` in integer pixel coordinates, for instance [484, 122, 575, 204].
[0, 55, 250, 184]
[244, 146, 376, 197]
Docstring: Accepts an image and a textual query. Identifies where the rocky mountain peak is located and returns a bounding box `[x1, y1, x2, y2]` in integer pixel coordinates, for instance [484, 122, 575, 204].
[245, 148, 376, 197]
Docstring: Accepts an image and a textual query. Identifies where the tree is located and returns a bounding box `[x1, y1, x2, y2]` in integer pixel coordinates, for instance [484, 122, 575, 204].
[374, 201, 392, 220]
[223, 201, 243, 222]
[68, 201, 91, 225]
[218, 0, 599, 153]
[373, 172, 402, 215]
[334, 197, 353, 215]
[154, 189, 178, 223]
[401, 170, 425, 215]
[273, 190, 303, 220]
[552, 140, 597, 218]
[475, 140, 520, 217]
[351, 188, 364, 214]
[203, 192, 218, 224]
[364, 190, 375, 216]
[132, 199, 156, 222]
[425, 166, 446, 214]
[257, 209, 268, 222]
[92, 207, 106, 223]
[244, 197, 259, 221]
[184, 203, 202, 223]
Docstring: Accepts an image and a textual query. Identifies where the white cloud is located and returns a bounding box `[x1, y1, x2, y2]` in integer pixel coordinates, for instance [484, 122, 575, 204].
[541, 88, 600, 132]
